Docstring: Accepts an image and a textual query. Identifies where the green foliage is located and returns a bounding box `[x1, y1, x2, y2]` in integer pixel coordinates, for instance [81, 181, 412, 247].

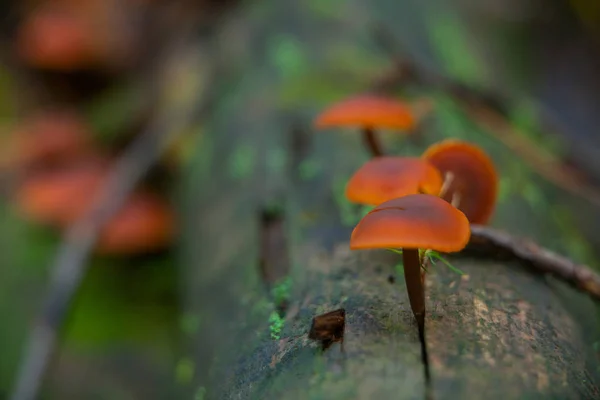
[386, 248, 464, 275]
[425, 250, 465, 275]
[271, 276, 292, 307]
[268, 310, 285, 340]
[64, 257, 177, 348]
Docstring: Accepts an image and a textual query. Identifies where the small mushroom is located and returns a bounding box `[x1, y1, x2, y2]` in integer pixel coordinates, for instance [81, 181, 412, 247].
[16, 6, 96, 70]
[14, 162, 174, 255]
[314, 94, 415, 157]
[96, 192, 174, 256]
[12, 110, 93, 169]
[422, 139, 498, 224]
[14, 161, 108, 226]
[350, 194, 470, 333]
[345, 156, 443, 206]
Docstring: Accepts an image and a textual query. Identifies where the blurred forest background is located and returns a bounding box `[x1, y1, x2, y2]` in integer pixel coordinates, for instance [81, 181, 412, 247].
[0, 0, 600, 399]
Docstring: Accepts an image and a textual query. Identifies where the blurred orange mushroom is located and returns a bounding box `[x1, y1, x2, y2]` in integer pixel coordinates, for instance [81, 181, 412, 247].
[350, 194, 470, 333]
[96, 192, 174, 256]
[314, 95, 415, 157]
[345, 157, 443, 206]
[14, 161, 108, 226]
[422, 139, 498, 224]
[17, 5, 97, 70]
[14, 160, 175, 255]
[13, 110, 93, 169]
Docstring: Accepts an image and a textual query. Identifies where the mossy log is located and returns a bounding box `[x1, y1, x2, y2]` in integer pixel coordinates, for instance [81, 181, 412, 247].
[179, 2, 600, 397]
[182, 126, 600, 399]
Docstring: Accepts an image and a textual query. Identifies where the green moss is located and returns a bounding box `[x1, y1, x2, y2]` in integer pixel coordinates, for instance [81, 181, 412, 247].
[268, 34, 309, 81]
[298, 159, 322, 181]
[194, 386, 207, 400]
[175, 357, 195, 385]
[394, 262, 405, 277]
[228, 144, 257, 180]
[271, 276, 292, 308]
[268, 311, 285, 340]
[180, 314, 202, 336]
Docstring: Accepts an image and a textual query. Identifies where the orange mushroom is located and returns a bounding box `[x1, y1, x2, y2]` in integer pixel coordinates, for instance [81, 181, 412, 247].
[350, 194, 470, 333]
[14, 161, 109, 226]
[96, 192, 174, 255]
[17, 5, 96, 70]
[422, 139, 498, 224]
[314, 95, 415, 157]
[345, 157, 443, 206]
[13, 110, 93, 169]
[14, 161, 174, 255]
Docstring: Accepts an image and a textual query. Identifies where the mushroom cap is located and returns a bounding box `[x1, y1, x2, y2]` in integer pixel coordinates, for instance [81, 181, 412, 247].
[314, 95, 415, 130]
[14, 161, 108, 226]
[15, 110, 92, 168]
[346, 157, 443, 206]
[422, 139, 498, 224]
[350, 194, 471, 252]
[17, 7, 95, 70]
[96, 192, 175, 255]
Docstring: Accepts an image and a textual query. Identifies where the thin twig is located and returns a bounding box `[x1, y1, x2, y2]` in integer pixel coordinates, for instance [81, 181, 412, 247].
[468, 224, 600, 300]
[8, 47, 216, 400]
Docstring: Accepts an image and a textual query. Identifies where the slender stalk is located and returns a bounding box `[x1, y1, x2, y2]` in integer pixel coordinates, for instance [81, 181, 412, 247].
[438, 171, 455, 198]
[402, 248, 425, 335]
[362, 127, 383, 157]
[439, 171, 462, 209]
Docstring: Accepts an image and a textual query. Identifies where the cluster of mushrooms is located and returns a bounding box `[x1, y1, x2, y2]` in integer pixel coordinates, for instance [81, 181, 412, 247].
[2, 0, 175, 256]
[314, 94, 498, 333]
[10, 125, 175, 256]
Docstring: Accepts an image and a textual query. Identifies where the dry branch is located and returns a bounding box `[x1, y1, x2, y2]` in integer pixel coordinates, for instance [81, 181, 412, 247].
[468, 224, 600, 300]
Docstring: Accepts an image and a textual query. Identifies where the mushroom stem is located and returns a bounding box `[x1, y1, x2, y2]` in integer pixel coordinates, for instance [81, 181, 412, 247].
[451, 192, 462, 208]
[439, 171, 455, 198]
[402, 248, 426, 334]
[362, 127, 383, 157]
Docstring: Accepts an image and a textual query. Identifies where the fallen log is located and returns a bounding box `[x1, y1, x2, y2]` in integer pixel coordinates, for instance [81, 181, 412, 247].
[179, 2, 600, 397]
[181, 121, 600, 399]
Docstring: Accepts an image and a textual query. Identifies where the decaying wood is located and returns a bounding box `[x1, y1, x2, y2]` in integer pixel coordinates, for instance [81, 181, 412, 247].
[308, 308, 346, 350]
[469, 225, 600, 300]
[184, 114, 600, 399]
[181, 4, 600, 399]
[427, 256, 600, 399]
